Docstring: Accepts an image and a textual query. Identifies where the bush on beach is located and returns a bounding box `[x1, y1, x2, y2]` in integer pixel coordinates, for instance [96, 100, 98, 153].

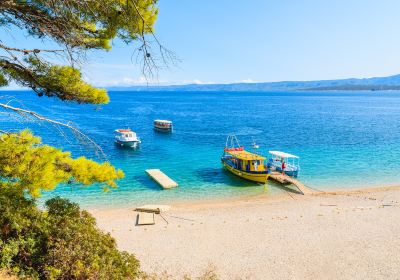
[0, 188, 140, 279]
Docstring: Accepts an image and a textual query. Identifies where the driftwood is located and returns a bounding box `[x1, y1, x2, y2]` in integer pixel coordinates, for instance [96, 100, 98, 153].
[134, 207, 161, 214]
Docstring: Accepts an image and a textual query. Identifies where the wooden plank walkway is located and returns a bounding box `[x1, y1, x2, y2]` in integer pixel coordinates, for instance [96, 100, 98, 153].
[269, 172, 314, 195]
[146, 169, 178, 189]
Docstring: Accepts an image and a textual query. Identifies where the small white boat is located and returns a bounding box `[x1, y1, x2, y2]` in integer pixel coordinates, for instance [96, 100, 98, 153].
[114, 129, 141, 148]
[267, 151, 300, 177]
[154, 119, 173, 132]
[252, 137, 259, 149]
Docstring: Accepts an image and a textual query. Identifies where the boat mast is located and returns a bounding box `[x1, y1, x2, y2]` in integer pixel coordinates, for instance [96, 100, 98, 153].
[225, 134, 241, 149]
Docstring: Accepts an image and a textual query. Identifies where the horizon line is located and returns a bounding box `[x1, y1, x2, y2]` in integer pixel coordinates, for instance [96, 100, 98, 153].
[1, 72, 400, 91]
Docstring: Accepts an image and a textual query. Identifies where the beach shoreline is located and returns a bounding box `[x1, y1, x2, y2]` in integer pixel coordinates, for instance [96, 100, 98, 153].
[86, 183, 400, 211]
[90, 185, 400, 279]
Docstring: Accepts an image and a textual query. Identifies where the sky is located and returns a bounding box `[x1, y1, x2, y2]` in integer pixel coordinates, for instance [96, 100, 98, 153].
[3, 0, 400, 87]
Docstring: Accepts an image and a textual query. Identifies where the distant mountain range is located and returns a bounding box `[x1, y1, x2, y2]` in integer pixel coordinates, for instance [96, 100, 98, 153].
[107, 74, 400, 92]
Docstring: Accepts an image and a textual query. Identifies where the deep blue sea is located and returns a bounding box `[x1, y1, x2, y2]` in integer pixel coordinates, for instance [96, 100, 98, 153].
[2, 90, 400, 207]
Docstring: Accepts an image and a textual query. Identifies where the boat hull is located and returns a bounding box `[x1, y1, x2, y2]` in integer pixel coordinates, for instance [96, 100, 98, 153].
[154, 126, 172, 132]
[268, 162, 299, 178]
[115, 140, 140, 148]
[222, 159, 269, 183]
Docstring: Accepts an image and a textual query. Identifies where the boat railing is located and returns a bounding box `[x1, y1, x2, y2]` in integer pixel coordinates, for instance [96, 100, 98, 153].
[224, 147, 244, 152]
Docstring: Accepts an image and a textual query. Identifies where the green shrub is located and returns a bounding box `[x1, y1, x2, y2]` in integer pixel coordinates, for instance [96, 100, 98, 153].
[0, 188, 140, 279]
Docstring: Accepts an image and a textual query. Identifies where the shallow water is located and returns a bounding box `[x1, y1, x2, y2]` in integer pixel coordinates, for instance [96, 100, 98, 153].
[2, 90, 400, 207]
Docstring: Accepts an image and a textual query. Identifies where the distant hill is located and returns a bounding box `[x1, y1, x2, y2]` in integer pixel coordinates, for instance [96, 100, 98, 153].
[108, 74, 400, 92]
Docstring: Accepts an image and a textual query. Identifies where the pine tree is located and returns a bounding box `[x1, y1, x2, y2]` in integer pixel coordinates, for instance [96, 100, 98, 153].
[0, 0, 160, 195]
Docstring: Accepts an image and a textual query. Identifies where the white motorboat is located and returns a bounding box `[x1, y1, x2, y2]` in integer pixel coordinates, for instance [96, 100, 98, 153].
[114, 129, 141, 148]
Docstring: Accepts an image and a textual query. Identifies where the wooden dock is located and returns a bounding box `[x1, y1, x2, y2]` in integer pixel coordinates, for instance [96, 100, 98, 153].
[146, 169, 178, 189]
[269, 172, 314, 195]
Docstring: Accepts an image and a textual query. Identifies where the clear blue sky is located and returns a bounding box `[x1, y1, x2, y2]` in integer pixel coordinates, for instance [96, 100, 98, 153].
[3, 0, 400, 87]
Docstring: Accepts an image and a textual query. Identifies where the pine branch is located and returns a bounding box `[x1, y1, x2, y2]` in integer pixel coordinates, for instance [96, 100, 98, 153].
[0, 102, 107, 160]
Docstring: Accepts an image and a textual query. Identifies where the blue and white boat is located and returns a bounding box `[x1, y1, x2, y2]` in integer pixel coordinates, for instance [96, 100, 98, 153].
[114, 129, 141, 148]
[267, 151, 300, 178]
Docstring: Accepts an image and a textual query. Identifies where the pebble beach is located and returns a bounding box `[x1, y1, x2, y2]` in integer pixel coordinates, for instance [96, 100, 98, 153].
[91, 185, 400, 279]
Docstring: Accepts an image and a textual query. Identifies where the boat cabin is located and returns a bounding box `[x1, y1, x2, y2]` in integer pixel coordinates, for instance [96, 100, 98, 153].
[268, 151, 300, 177]
[115, 129, 138, 140]
[221, 134, 270, 183]
[154, 119, 173, 131]
[114, 129, 141, 148]
[224, 148, 267, 173]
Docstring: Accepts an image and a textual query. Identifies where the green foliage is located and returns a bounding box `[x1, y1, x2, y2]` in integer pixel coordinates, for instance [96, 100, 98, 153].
[43, 198, 140, 279]
[0, 2, 158, 277]
[0, 189, 140, 279]
[0, 188, 44, 278]
[4, 56, 109, 104]
[0, 130, 124, 198]
[0, 0, 158, 104]
[2, 0, 157, 50]
[0, 71, 7, 86]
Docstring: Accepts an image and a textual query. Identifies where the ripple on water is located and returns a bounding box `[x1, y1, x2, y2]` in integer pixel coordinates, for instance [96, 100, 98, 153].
[3, 90, 400, 207]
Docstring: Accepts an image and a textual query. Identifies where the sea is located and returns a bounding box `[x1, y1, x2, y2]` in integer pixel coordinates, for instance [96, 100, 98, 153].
[2, 90, 400, 208]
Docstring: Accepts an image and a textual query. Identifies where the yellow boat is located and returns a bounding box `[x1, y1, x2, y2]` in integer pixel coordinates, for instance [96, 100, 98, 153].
[221, 135, 269, 183]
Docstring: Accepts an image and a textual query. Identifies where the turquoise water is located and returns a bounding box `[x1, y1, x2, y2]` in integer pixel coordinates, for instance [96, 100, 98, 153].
[2, 90, 400, 207]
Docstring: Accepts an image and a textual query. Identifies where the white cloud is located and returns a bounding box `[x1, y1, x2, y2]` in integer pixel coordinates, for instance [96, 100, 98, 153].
[85, 76, 149, 87]
[192, 79, 203, 85]
[179, 79, 216, 85]
[235, 78, 255, 83]
[177, 78, 255, 85]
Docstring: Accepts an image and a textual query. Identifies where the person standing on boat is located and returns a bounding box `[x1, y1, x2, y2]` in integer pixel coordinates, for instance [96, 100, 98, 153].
[281, 160, 286, 175]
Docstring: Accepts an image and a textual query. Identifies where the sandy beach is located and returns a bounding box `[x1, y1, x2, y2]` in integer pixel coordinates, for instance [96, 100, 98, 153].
[90, 186, 400, 279]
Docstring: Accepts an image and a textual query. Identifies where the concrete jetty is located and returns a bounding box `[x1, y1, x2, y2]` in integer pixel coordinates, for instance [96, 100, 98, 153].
[146, 169, 178, 189]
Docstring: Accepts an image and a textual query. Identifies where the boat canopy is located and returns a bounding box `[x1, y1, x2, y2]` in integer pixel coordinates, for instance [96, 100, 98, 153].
[115, 129, 135, 134]
[269, 151, 299, 159]
[226, 150, 266, 161]
[154, 119, 172, 124]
